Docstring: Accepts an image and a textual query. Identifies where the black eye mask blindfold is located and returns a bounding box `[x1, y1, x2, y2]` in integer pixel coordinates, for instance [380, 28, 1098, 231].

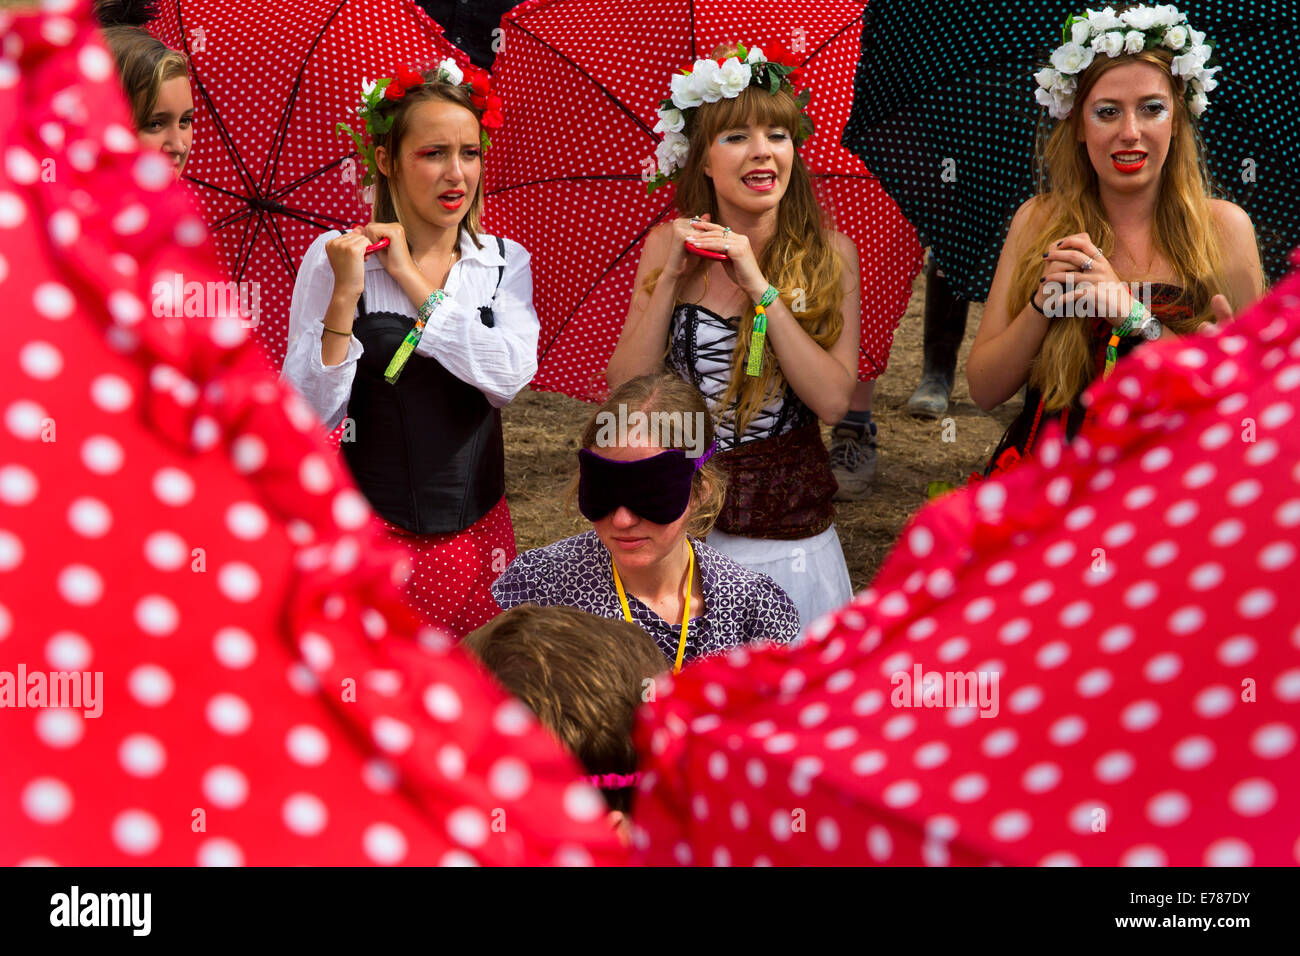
[577, 443, 717, 525]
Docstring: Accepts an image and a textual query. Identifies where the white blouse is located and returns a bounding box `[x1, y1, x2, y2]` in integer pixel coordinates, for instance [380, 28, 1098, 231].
[281, 229, 540, 431]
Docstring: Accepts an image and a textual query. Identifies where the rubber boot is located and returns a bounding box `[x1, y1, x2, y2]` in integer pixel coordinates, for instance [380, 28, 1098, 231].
[907, 258, 970, 419]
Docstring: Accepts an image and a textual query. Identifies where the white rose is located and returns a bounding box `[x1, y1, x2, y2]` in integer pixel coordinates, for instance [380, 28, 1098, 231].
[1071, 20, 1092, 45]
[692, 59, 725, 103]
[1162, 25, 1188, 49]
[718, 57, 752, 98]
[1171, 50, 1205, 77]
[438, 58, 463, 86]
[1035, 86, 1073, 119]
[1188, 28, 1205, 47]
[1086, 5, 1123, 32]
[1050, 41, 1095, 75]
[670, 71, 704, 109]
[1189, 91, 1208, 116]
[746, 45, 766, 64]
[656, 130, 690, 175]
[1124, 30, 1146, 54]
[1034, 67, 1059, 90]
[1198, 66, 1220, 93]
[654, 107, 686, 134]
[1120, 6, 1159, 31]
[1091, 31, 1125, 58]
[1154, 4, 1183, 28]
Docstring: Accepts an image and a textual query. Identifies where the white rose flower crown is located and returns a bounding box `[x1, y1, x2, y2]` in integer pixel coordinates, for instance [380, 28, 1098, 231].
[1034, 4, 1219, 121]
[645, 41, 813, 193]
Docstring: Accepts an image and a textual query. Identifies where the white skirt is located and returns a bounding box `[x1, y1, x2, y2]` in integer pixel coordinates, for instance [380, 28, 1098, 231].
[705, 523, 854, 635]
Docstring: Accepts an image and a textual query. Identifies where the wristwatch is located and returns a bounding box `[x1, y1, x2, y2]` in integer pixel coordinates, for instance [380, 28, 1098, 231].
[1137, 312, 1163, 341]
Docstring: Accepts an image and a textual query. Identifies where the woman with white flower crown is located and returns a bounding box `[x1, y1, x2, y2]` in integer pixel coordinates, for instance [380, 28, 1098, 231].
[967, 2, 1266, 476]
[281, 60, 539, 638]
[608, 42, 859, 632]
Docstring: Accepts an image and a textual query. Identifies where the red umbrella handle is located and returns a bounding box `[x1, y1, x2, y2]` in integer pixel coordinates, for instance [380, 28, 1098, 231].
[364, 237, 390, 257]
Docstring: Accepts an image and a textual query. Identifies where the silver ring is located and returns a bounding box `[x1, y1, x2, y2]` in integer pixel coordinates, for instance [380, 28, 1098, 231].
[723, 226, 732, 235]
[724, 243, 730, 255]
[1083, 256, 1094, 271]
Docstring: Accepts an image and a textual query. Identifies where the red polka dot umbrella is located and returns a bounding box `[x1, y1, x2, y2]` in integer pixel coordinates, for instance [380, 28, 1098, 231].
[146, 0, 464, 367]
[631, 256, 1300, 865]
[486, 0, 922, 401]
[0, 3, 623, 866]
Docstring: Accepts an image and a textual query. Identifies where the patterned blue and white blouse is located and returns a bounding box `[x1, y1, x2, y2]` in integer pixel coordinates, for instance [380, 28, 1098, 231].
[491, 531, 802, 664]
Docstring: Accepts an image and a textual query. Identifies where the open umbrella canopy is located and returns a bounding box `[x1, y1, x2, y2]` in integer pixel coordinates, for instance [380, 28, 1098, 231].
[843, 0, 1300, 303]
[148, 0, 464, 366]
[631, 250, 1300, 865]
[1, 2, 623, 866]
[486, 0, 921, 402]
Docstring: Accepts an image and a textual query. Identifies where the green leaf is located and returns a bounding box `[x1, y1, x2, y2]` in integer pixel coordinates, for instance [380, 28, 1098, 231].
[736, 41, 748, 60]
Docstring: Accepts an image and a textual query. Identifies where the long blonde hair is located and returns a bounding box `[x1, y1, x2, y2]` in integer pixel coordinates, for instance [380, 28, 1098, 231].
[1012, 47, 1234, 411]
[646, 61, 844, 437]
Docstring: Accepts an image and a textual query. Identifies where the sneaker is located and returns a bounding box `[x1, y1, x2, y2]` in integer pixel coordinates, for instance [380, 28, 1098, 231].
[829, 417, 877, 501]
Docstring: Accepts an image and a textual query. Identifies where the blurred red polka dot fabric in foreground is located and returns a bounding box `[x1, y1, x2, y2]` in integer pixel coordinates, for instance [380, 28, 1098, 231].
[631, 248, 1300, 866]
[0, 3, 623, 866]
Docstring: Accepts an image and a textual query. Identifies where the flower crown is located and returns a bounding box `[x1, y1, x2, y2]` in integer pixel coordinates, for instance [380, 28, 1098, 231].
[1034, 4, 1218, 121]
[336, 58, 503, 187]
[645, 41, 813, 194]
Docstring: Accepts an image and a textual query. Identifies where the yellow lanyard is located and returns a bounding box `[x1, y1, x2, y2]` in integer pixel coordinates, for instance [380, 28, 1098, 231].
[611, 543, 694, 674]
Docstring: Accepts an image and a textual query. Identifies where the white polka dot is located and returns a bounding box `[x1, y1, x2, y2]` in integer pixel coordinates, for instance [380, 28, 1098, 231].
[1048, 715, 1087, 746]
[213, 627, 256, 668]
[217, 562, 261, 603]
[152, 468, 195, 506]
[128, 664, 173, 706]
[0, 529, 22, 572]
[985, 559, 1018, 584]
[1216, 635, 1257, 666]
[883, 779, 921, 808]
[851, 750, 886, 776]
[362, 823, 408, 865]
[1236, 588, 1276, 619]
[66, 497, 112, 538]
[5, 400, 48, 441]
[372, 716, 414, 754]
[19, 341, 62, 380]
[963, 597, 995, 623]
[34, 282, 74, 320]
[1146, 791, 1191, 826]
[34, 709, 83, 749]
[1094, 750, 1135, 784]
[564, 781, 606, 822]
[1257, 541, 1296, 572]
[913, 741, 950, 769]
[224, 502, 269, 541]
[1144, 652, 1182, 683]
[488, 758, 531, 801]
[493, 699, 533, 735]
[0, 191, 28, 228]
[299, 454, 333, 493]
[1194, 685, 1235, 718]
[231, 434, 267, 473]
[81, 435, 124, 474]
[202, 765, 249, 808]
[118, 734, 166, 777]
[206, 693, 252, 734]
[982, 729, 1018, 758]
[1276, 668, 1300, 701]
[745, 758, 767, 786]
[1059, 600, 1092, 628]
[437, 744, 466, 780]
[197, 838, 245, 867]
[1188, 562, 1224, 591]
[1120, 700, 1160, 732]
[1164, 499, 1198, 526]
[950, 773, 988, 803]
[1022, 762, 1061, 793]
[23, 777, 73, 823]
[1076, 668, 1113, 698]
[1204, 838, 1252, 867]
[867, 825, 893, 861]
[134, 595, 179, 637]
[44, 631, 91, 669]
[1008, 685, 1043, 713]
[1171, 735, 1215, 770]
[58, 564, 103, 605]
[1250, 723, 1296, 760]
[424, 683, 463, 721]
[1121, 845, 1168, 867]
[1123, 580, 1158, 609]
[112, 810, 161, 856]
[282, 793, 328, 836]
[990, 810, 1031, 842]
[1036, 641, 1070, 669]
[285, 725, 330, 766]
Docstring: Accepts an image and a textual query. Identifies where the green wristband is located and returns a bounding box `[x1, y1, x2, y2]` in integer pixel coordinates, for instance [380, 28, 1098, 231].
[1114, 299, 1148, 338]
[758, 285, 780, 308]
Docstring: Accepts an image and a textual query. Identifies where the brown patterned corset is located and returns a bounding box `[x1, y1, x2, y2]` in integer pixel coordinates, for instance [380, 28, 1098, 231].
[714, 423, 836, 540]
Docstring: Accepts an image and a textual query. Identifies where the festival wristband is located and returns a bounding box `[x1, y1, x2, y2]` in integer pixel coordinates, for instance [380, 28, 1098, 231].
[384, 290, 446, 384]
[1104, 301, 1149, 379]
[744, 286, 779, 377]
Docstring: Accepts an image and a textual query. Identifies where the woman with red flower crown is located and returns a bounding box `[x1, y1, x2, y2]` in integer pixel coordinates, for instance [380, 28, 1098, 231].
[281, 60, 534, 638]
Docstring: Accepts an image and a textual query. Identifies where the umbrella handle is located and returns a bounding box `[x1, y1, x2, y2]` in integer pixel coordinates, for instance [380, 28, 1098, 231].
[364, 237, 390, 257]
[687, 243, 728, 261]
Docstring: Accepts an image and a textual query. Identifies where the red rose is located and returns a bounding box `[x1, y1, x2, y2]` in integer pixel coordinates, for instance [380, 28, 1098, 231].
[384, 81, 406, 101]
[789, 67, 805, 86]
[470, 94, 487, 109]
[766, 41, 789, 62]
[486, 93, 503, 112]
[397, 64, 425, 88]
[481, 109, 504, 129]
[470, 75, 491, 96]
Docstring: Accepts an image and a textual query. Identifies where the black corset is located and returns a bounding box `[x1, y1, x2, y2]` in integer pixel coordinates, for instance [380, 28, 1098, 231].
[342, 292, 504, 535]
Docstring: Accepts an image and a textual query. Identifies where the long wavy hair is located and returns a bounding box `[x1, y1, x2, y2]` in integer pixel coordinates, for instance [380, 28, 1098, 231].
[1012, 46, 1235, 411]
[646, 59, 844, 437]
[371, 72, 485, 249]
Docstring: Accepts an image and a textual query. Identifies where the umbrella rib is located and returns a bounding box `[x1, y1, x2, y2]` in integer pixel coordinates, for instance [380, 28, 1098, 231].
[233, 212, 264, 281]
[176, 3, 260, 200]
[271, 155, 354, 200]
[689, 0, 697, 60]
[506, 22, 657, 137]
[263, 212, 301, 277]
[263, 0, 353, 194]
[537, 200, 676, 363]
